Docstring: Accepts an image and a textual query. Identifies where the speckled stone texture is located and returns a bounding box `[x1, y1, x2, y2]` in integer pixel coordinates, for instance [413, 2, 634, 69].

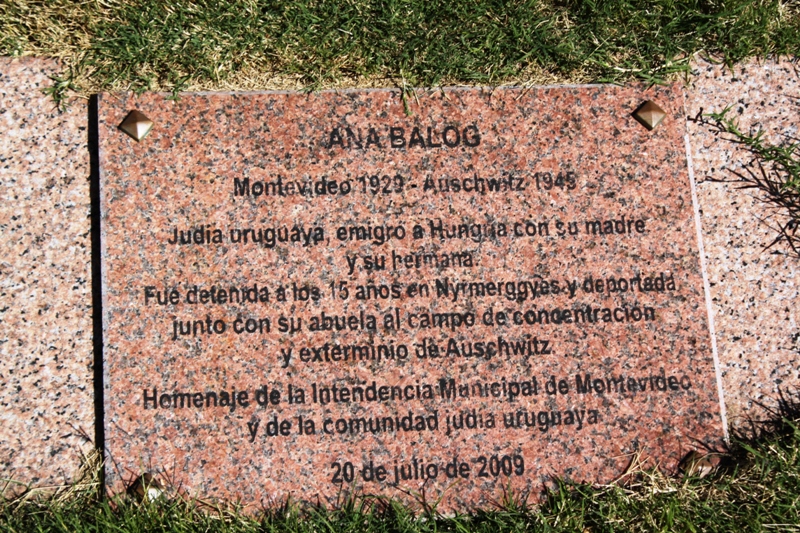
[686, 58, 800, 426]
[0, 57, 94, 496]
[99, 85, 724, 510]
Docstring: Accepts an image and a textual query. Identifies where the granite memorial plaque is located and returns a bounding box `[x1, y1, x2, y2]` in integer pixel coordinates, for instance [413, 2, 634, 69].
[99, 85, 725, 510]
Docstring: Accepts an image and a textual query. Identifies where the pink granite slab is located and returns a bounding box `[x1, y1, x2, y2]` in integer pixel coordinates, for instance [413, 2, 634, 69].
[686, 58, 800, 426]
[0, 57, 94, 496]
[99, 84, 724, 511]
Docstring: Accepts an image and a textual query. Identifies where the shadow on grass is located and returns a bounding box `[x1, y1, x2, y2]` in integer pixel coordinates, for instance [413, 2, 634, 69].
[690, 108, 800, 258]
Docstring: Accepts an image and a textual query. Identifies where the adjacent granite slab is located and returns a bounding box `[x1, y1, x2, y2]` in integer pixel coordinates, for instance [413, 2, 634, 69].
[686, 58, 800, 426]
[99, 85, 724, 510]
[0, 57, 94, 496]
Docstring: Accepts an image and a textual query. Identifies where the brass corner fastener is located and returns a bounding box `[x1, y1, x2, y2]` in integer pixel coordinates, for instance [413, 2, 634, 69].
[119, 110, 154, 141]
[632, 100, 666, 131]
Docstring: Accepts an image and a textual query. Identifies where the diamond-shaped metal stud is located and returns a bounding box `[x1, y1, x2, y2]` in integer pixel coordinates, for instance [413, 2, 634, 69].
[128, 473, 165, 502]
[632, 100, 666, 131]
[119, 110, 154, 141]
[680, 450, 720, 479]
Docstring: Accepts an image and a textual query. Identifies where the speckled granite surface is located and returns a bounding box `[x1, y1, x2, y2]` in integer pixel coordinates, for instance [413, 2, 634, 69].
[686, 58, 800, 426]
[0, 57, 94, 496]
[5, 53, 795, 503]
[99, 85, 724, 510]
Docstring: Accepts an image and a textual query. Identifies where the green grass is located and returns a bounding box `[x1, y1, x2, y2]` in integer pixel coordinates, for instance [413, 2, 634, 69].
[4, 405, 800, 532]
[1, 0, 799, 98]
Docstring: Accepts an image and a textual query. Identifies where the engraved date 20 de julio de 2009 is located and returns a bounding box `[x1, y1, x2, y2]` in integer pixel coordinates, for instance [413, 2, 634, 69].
[330, 453, 526, 486]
